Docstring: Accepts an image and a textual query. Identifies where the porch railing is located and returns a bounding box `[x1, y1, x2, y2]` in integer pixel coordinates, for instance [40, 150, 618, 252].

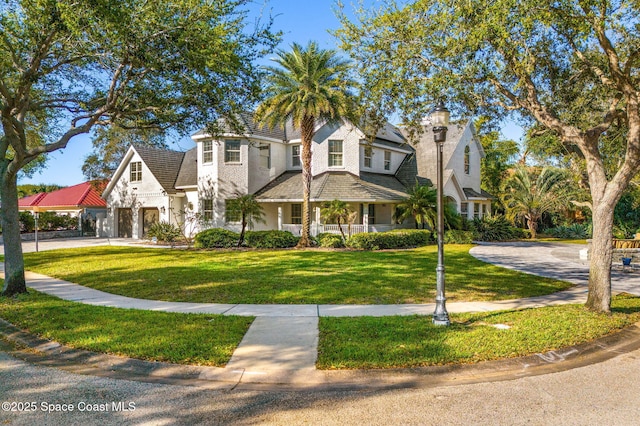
[322, 224, 366, 235]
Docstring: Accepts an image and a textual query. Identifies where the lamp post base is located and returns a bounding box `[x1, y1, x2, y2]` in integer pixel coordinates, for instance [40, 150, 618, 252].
[432, 313, 450, 326]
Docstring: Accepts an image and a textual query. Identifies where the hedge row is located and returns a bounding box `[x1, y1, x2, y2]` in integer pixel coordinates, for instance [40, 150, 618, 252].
[194, 229, 299, 249]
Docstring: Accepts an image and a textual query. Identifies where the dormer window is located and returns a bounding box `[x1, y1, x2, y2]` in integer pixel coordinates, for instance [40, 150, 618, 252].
[130, 162, 142, 182]
[203, 140, 213, 164]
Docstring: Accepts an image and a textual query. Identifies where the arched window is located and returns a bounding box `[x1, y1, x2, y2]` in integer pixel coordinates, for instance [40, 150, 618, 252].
[464, 146, 470, 174]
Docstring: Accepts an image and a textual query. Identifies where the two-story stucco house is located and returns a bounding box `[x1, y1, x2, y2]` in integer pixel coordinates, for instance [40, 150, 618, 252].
[101, 116, 491, 239]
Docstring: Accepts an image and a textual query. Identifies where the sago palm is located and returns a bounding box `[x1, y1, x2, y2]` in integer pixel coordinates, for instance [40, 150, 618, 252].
[320, 199, 356, 241]
[256, 41, 357, 247]
[394, 183, 438, 229]
[501, 166, 568, 239]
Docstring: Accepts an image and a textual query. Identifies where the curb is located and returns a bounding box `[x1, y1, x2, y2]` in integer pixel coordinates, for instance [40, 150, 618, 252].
[3, 317, 640, 391]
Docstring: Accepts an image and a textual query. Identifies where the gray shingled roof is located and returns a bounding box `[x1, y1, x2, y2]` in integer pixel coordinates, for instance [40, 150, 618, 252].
[395, 153, 432, 188]
[175, 147, 198, 188]
[134, 146, 185, 194]
[463, 187, 495, 200]
[192, 114, 408, 145]
[255, 171, 409, 202]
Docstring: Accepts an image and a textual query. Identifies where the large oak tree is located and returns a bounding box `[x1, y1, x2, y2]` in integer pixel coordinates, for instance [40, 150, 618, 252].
[338, 0, 640, 313]
[1, 0, 278, 296]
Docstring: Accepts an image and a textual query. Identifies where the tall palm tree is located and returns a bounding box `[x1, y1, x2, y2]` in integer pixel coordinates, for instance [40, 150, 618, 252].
[320, 199, 356, 241]
[501, 165, 568, 239]
[226, 194, 265, 247]
[256, 42, 357, 247]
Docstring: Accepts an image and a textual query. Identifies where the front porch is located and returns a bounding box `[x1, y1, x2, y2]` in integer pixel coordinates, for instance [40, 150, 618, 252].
[270, 202, 410, 237]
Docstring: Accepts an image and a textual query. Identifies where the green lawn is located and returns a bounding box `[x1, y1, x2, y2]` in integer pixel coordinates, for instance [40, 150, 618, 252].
[318, 294, 640, 369]
[0, 290, 253, 366]
[22, 245, 572, 304]
[1, 290, 638, 370]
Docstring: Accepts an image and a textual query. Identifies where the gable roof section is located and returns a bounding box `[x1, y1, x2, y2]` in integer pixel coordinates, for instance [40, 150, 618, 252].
[175, 147, 198, 188]
[19, 182, 107, 210]
[134, 146, 186, 193]
[192, 113, 408, 146]
[255, 171, 409, 202]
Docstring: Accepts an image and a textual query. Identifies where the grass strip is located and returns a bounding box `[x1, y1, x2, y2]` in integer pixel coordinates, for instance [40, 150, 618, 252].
[0, 290, 253, 367]
[317, 294, 640, 369]
[23, 245, 571, 304]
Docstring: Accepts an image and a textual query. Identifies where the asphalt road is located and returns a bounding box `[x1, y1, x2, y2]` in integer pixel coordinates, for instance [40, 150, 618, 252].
[2, 344, 640, 425]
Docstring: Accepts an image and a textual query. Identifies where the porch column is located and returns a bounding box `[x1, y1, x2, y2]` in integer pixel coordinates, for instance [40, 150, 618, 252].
[391, 204, 396, 228]
[468, 201, 474, 220]
[314, 206, 321, 236]
[277, 205, 283, 231]
[363, 203, 369, 233]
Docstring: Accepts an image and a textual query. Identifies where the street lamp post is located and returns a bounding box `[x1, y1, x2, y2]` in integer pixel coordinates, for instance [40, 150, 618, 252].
[432, 101, 451, 326]
[33, 206, 40, 253]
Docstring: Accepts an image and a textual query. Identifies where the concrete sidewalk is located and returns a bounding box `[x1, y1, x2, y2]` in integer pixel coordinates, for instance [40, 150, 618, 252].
[4, 238, 640, 386]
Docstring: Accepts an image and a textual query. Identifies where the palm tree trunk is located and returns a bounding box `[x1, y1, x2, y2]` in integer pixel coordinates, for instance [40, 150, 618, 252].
[1, 170, 27, 296]
[297, 114, 315, 247]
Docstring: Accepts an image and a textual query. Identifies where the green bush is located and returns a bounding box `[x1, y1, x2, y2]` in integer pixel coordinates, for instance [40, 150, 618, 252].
[19, 211, 35, 232]
[316, 233, 345, 248]
[244, 230, 299, 248]
[146, 221, 182, 243]
[444, 230, 475, 244]
[545, 223, 590, 239]
[470, 216, 526, 241]
[194, 228, 239, 248]
[346, 230, 432, 250]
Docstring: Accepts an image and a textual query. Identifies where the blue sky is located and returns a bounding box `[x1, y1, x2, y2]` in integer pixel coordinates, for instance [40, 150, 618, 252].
[19, 0, 523, 186]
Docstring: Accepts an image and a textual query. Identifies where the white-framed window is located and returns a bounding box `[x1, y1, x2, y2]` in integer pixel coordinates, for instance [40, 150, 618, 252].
[202, 199, 214, 222]
[225, 140, 241, 163]
[202, 140, 214, 164]
[384, 151, 391, 171]
[328, 140, 343, 167]
[291, 203, 302, 224]
[291, 145, 301, 167]
[363, 146, 372, 168]
[460, 202, 469, 216]
[258, 143, 271, 169]
[464, 145, 470, 174]
[225, 199, 241, 222]
[129, 161, 142, 182]
[474, 203, 481, 218]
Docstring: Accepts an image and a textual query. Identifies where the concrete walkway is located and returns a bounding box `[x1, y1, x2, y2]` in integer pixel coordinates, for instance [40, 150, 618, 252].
[4, 237, 640, 385]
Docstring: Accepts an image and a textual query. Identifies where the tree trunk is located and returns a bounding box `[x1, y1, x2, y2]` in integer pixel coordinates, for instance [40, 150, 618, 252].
[1, 172, 27, 296]
[585, 202, 615, 313]
[238, 217, 247, 247]
[297, 115, 315, 248]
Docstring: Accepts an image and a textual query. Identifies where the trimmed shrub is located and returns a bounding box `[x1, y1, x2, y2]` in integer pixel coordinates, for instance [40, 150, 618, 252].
[244, 230, 299, 248]
[346, 230, 432, 250]
[316, 233, 346, 248]
[194, 228, 239, 248]
[146, 221, 182, 243]
[444, 230, 475, 244]
[471, 216, 526, 241]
